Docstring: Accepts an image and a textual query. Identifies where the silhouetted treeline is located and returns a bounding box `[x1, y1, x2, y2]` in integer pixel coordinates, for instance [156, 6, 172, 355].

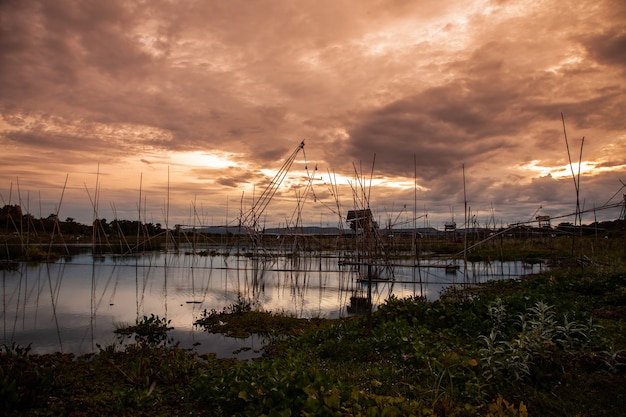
[1, 204, 623, 239]
[1, 204, 163, 237]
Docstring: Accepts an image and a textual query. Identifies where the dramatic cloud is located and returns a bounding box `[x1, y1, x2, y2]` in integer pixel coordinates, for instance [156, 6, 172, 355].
[1, 0, 625, 228]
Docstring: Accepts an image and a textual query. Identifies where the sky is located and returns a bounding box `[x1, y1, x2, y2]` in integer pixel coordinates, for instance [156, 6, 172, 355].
[1, 0, 625, 231]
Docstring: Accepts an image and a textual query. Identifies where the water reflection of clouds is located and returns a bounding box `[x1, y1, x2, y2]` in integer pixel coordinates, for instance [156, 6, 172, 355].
[2, 253, 544, 355]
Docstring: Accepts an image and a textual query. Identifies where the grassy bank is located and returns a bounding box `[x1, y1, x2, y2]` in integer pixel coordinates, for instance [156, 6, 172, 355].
[2, 262, 625, 416]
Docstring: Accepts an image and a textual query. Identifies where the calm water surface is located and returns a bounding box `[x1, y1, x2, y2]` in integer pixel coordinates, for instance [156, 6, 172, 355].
[1, 250, 545, 357]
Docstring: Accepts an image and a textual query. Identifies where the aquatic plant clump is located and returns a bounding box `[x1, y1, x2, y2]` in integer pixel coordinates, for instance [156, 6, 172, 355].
[194, 298, 331, 338]
[114, 314, 175, 347]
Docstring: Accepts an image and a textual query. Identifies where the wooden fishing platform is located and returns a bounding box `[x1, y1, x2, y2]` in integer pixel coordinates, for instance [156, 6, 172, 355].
[338, 260, 459, 270]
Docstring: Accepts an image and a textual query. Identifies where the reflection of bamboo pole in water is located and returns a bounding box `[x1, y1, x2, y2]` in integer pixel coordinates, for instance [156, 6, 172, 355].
[251, 257, 266, 304]
[253, 257, 260, 302]
[5, 265, 34, 339]
[93, 261, 120, 312]
[2, 274, 5, 340]
[183, 255, 212, 344]
[0, 270, 21, 341]
[135, 255, 153, 319]
[301, 260, 311, 316]
[85, 258, 113, 348]
[412, 266, 424, 299]
[9, 267, 23, 340]
[303, 257, 313, 315]
[91, 259, 96, 352]
[45, 264, 64, 352]
[89, 260, 127, 348]
[292, 258, 312, 314]
[86, 257, 119, 350]
[240, 256, 248, 302]
[288, 256, 307, 317]
[197, 256, 215, 305]
[325, 256, 339, 313]
[233, 254, 241, 300]
[32, 266, 45, 330]
[107, 263, 120, 306]
[190, 255, 196, 302]
[135, 255, 139, 318]
[163, 256, 168, 320]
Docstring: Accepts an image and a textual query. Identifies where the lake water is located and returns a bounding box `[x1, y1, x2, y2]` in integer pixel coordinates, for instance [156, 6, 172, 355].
[1, 250, 545, 358]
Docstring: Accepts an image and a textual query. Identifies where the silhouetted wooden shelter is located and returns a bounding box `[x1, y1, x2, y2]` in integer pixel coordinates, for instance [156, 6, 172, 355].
[536, 215, 551, 228]
[347, 209, 374, 232]
[444, 221, 456, 232]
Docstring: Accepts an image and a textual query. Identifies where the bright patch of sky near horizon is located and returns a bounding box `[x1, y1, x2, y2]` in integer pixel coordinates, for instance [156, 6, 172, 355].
[1, 0, 625, 227]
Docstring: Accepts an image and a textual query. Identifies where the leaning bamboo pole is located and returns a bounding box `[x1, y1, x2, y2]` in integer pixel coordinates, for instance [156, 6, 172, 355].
[561, 113, 585, 259]
[47, 174, 70, 258]
[462, 163, 468, 282]
[136, 173, 143, 252]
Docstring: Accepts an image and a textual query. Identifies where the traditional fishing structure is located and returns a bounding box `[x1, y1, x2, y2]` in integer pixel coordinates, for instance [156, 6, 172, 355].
[238, 140, 306, 251]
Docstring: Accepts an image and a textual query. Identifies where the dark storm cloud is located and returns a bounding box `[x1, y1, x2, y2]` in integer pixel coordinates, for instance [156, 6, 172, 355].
[341, 27, 626, 183]
[214, 177, 243, 188]
[342, 79, 529, 180]
[583, 29, 626, 69]
[1, 0, 218, 152]
[1, 1, 151, 101]
[190, 167, 257, 188]
[7, 130, 78, 151]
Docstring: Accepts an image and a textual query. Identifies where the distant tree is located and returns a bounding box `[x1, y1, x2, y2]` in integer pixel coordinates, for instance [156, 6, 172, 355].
[60, 217, 88, 235]
[1, 204, 23, 232]
[37, 213, 59, 234]
[98, 218, 112, 233]
[113, 219, 140, 236]
[144, 222, 163, 236]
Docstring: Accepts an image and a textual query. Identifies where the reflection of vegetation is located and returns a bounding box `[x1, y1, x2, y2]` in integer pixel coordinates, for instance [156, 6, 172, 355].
[24, 246, 60, 263]
[114, 314, 174, 348]
[1, 263, 625, 415]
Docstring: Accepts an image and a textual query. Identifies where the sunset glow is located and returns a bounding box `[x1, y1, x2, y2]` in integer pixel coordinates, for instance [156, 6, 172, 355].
[173, 151, 241, 170]
[1, 0, 624, 228]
